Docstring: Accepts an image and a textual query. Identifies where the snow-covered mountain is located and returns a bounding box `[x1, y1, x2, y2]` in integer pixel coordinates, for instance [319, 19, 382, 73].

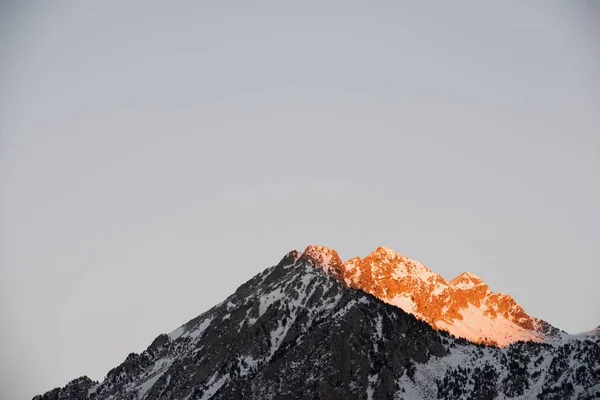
[34, 246, 600, 400]
[310, 245, 562, 347]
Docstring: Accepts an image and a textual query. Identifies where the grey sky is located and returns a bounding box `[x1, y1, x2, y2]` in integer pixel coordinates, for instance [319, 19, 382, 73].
[1, 2, 599, 399]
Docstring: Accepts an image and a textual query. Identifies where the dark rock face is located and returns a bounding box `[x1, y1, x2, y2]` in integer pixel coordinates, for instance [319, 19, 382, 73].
[34, 252, 600, 400]
[33, 376, 97, 400]
[434, 339, 600, 400]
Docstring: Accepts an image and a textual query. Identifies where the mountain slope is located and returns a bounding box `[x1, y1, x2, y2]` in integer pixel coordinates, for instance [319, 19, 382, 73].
[34, 246, 600, 400]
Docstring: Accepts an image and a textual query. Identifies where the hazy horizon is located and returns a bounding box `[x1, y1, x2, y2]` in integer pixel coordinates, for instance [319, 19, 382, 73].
[1, 2, 599, 399]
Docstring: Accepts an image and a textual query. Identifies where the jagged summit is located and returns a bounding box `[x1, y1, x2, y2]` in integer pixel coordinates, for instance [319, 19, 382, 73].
[449, 271, 486, 289]
[276, 250, 300, 268]
[297, 245, 344, 279]
[291, 244, 554, 347]
[368, 245, 400, 258]
[298, 245, 340, 265]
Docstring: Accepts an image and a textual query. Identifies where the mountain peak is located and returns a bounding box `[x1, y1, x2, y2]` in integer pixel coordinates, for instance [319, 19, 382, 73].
[298, 245, 344, 279]
[368, 245, 401, 258]
[450, 271, 486, 289]
[276, 250, 300, 268]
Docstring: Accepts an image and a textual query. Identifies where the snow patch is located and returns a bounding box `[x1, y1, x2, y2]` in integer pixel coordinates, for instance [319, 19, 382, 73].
[200, 373, 230, 400]
[436, 304, 541, 346]
[168, 325, 186, 340]
[136, 372, 164, 399]
[269, 319, 289, 357]
[184, 317, 213, 340]
[258, 288, 285, 317]
[387, 294, 418, 316]
[238, 355, 259, 377]
[366, 374, 378, 400]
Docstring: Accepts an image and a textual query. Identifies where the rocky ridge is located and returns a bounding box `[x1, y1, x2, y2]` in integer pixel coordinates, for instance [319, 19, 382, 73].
[303, 245, 560, 347]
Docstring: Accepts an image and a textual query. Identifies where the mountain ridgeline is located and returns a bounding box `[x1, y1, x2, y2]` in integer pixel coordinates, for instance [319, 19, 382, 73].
[34, 246, 600, 400]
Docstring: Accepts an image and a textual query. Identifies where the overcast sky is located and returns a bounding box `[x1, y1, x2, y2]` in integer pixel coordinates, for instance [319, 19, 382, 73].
[1, 2, 599, 399]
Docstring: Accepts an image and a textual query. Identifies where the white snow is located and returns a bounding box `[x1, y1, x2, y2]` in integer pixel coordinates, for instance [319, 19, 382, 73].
[136, 372, 164, 399]
[388, 259, 436, 284]
[450, 272, 485, 290]
[200, 373, 230, 400]
[238, 355, 259, 377]
[87, 383, 101, 396]
[431, 283, 447, 296]
[130, 355, 177, 399]
[436, 304, 541, 346]
[387, 294, 418, 315]
[342, 258, 361, 285]
[290, 272, 315, 309]
[320, 252, 333, 267]
[168, 325, 186, 340]
[269, 319, 289, 357]
[395, 375, 426, 400]
[258, 287, 285, 317]
[366, 374, 378, 400]
[183, 317, 213, 340]
[331, 299, 360, 320]
[373, 314, 383, 353]
[411, 263, 436, 282]
[452, 279, 477, 290]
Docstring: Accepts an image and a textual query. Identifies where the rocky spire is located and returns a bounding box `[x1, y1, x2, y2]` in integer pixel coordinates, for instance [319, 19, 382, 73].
[298, 245, 345, 280]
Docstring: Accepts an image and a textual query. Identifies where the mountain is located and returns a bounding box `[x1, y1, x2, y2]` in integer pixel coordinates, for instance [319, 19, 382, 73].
[329, 245, 561, 347]
[34, 246, 600, 400]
